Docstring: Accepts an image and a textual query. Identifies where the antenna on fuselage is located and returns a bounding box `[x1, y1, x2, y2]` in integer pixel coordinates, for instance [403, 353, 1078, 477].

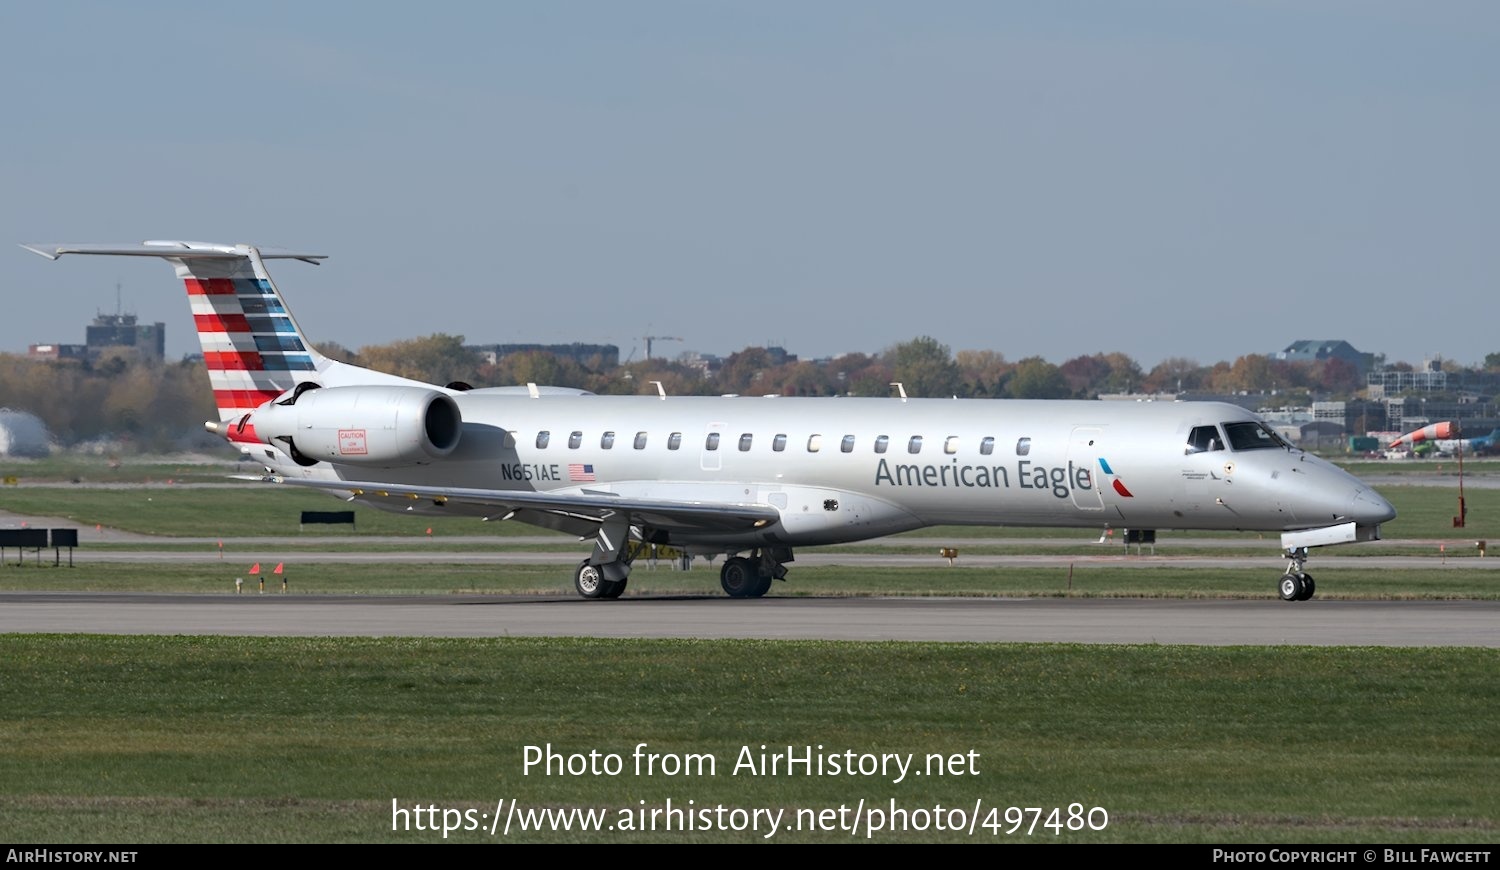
[649, 380, 667, 400]
[890, 382, 908, 403]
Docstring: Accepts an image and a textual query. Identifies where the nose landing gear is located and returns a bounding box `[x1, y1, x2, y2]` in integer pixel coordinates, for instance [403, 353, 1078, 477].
[1278, 546, 1316, 601]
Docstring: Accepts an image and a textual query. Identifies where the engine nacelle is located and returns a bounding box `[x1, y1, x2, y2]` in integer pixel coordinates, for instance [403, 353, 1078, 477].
[249, 385, 461, 467]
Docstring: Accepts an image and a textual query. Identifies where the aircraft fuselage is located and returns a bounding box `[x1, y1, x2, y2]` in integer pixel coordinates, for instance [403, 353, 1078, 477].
[267, 394, 1393, 551]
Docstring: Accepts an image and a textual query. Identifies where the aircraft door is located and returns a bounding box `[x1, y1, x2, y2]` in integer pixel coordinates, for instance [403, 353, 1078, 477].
[1067, 426, 1106, 511]
[1175, 423, 1228, 514]
[701, 422, 725, 472]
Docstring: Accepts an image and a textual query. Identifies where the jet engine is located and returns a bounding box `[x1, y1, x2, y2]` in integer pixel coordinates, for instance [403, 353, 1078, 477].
[247, 385, 461, 467]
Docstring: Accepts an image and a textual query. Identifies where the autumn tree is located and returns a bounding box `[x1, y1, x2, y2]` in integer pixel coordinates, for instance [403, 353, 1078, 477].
[1007, 357, 1069, 399]
[715, 347, 777, 394]
[355, 334, 483, 385]
[1141, 357, 1205, 393]
[486, 351, 591, 390]
[886, 336, 961, 398]
[832, 353, 893, 397]
[955, 350, 1011, 398]
[1059, 354, 1111, 396]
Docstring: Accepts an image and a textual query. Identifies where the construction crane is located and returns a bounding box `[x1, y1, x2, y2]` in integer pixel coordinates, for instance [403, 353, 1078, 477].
[640, 335, 682, 359]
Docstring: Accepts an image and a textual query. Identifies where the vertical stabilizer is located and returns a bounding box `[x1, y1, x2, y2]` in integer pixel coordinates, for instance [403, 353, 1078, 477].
[22, 241, 430, 423]
[176, 245, 327, 418]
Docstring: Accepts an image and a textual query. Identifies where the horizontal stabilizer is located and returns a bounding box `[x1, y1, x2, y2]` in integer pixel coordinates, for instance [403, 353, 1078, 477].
[21, 241, 325, 264]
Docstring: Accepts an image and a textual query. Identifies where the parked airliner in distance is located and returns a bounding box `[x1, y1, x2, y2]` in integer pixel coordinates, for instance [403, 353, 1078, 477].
[24, 241, 1397, 601]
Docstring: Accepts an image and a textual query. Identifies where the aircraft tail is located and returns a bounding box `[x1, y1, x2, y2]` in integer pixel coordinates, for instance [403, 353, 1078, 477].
[22, 241, 415, 422]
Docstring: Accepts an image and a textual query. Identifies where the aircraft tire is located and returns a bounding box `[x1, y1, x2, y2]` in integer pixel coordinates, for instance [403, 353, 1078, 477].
[720, 557, 758, 598]
[574, 560, 607, 599]
[1296, 573, 1315, 601]
[1277, 572, 1304, 602]
[601, 577, 628, 599]
[748, 572, 773, 598]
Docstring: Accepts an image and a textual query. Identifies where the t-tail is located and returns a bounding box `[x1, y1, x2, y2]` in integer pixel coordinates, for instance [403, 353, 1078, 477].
[21, 241, 424, 428]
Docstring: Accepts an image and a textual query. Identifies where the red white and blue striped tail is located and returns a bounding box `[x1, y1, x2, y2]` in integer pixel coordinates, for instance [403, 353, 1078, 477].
[181, 246, 326, 418]
[21, 241, 419, 421]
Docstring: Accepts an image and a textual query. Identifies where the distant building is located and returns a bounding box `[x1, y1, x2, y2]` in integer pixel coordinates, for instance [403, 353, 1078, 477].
[1377, 395, 1500, 435]
[86, 312, 165, 360]
[30, 309, 165, 363]
[27, 343, 88, 361]
[763, 346, 797, 366]
[1367, 357, 1446, 398]
[1271, 339, 1368, 374]
[467, 343, 620, 370]
[680, 352, 723, 379]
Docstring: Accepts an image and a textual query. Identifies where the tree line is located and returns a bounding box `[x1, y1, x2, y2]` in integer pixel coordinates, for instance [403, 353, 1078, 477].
[0, 334, 1482, 447]
[322, 333, 1370, 401]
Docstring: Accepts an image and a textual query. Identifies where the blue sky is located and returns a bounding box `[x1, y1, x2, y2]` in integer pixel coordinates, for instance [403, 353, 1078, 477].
[3, 2, 1496, 368]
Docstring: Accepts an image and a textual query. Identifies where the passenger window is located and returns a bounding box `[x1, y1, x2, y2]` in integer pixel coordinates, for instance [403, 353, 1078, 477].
[739, 434, 753, 452]
[1186, 425, 1223, 454]
[807, 434, 823, 453]
[773, 434, 787, 452]
[568, 431, 583, 449]
[1016, 437, 1031, 456]
[908, 436, 923, 454]
[944, 436, 958, 455]
[668, 432, 682, 450]
[874, 435, 889, 454]
[705, 432, 721, 450]
[980, 437, 994, 456]
[841, 435, 856, 453]
[601, 431, 615, 449]
[634, 431, 648, 450]
[536, 431, 550, 449]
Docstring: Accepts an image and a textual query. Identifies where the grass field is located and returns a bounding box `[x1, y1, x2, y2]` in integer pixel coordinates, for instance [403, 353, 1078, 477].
[3, 481, 1498, 544]
[0, 635, 1494, 843]
[1, 562, 1496, 599]
[0, 485, 540, 538]
[4, 465, 1495, 844]
[0, 455, 245, 485]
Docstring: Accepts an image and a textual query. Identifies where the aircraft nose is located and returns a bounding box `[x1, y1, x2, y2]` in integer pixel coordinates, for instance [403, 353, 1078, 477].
[1351, 487, 1397, 525]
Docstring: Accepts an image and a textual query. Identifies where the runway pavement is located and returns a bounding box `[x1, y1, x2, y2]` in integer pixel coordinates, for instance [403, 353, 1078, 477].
[4, 502, 1496, 649]
[1, 592, 1494, 646]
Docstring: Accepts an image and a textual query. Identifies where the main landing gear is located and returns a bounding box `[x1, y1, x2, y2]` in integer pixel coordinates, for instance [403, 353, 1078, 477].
[719, 548, 792, 599]
[574, 513, 634, 600]
[1278, 546, 1316, 602]
[575, 559, 628, 599]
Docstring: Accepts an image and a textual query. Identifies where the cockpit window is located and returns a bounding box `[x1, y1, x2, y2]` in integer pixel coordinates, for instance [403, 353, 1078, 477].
[1186, 425, 1224, 454]
[1224, 421, 1290, 451]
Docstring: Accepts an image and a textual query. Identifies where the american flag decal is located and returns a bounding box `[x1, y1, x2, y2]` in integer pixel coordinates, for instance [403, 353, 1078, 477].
[568, 463, 596, 482]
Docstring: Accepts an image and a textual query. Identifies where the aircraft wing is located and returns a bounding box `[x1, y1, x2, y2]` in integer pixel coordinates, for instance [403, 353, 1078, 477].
[252, 475, 782, 536]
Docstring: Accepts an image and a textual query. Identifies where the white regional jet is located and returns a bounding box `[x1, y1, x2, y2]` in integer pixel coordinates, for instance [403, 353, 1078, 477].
[24, 241, 1397, 602]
